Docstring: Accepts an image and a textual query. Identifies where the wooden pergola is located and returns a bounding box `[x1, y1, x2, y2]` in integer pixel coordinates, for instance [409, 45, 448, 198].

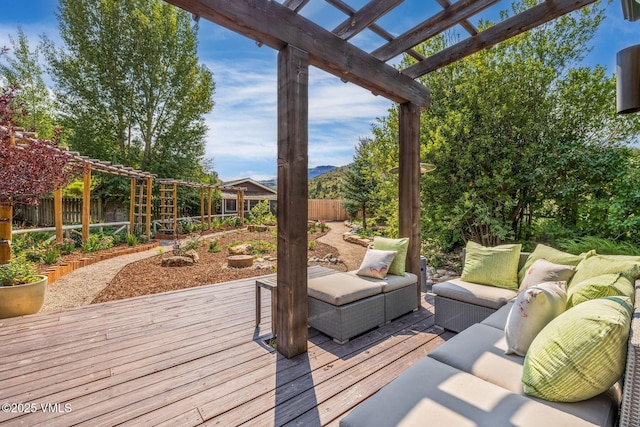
[155, 178, 246, 236]
[164, 0, 599, 358]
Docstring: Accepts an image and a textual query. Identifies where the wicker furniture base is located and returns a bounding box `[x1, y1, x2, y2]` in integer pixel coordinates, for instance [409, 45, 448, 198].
[434, 295, 496, 333]
[620, 285, 640, 427]
[308, 293, 385, 344]
[384, 283, 418, 322]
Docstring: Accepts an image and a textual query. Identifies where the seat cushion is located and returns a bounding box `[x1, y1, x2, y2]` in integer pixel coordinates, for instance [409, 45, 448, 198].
[346, 270, 417, 292]
[480, 301, 513, 330]
[428, 324, 618, 425]
[308, 273, 382, 306]
[340, 357, 614, 427]
[433, 278, 517, 310]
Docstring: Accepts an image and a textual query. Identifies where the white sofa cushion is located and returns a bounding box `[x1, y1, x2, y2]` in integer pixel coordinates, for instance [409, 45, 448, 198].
[433, 278, 517, 310]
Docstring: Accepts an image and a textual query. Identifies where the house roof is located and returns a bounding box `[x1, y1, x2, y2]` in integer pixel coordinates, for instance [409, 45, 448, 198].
[222, 178, 277, 195]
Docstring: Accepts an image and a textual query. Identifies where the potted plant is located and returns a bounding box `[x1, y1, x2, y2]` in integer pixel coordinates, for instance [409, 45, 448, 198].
[0, 255, 47, 318]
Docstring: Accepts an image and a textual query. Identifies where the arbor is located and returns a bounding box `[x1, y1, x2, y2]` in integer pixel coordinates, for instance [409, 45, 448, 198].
[0, 28, 55, 139]
[367, 0, 640, 250]
[43, 0, 215, 181]
[342, 138, 379, 230]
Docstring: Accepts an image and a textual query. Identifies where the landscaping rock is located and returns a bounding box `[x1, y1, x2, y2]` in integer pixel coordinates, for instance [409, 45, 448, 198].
[185, 250, 199, 263]
[228, 255, 254, 268]
[161, 256, 195, 267]
[229, 244, 253, 255]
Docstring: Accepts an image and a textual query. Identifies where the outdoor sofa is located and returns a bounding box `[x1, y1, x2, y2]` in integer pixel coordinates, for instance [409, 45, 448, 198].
[341, 243, 640, 426]
[307, 237, 418, 343]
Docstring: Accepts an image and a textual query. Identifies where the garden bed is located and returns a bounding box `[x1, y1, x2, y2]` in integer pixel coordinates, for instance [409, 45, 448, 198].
[91, 228, 344, 303]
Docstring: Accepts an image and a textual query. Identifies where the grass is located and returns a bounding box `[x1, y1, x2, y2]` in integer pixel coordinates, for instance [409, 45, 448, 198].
[557, 236, 640, 256]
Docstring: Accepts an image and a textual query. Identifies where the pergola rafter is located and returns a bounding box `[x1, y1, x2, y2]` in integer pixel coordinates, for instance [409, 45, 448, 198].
[163, 0, 608, 358]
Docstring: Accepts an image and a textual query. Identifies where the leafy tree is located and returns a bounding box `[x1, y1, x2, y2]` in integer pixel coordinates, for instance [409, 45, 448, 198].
[0, 27, 55, 139]
[342, 138, 379, 230]
[43, 0, 215, 183]
[368, 0, 640, 250]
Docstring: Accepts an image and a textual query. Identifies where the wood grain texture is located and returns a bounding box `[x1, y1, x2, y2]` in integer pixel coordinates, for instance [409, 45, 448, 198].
[332, 0, 403, 40]
[277, 45, 310, 358]
[0, 266, 445, 426]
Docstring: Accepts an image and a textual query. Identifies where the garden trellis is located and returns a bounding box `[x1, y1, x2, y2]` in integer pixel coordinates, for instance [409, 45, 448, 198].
[1, 126, 246, 262]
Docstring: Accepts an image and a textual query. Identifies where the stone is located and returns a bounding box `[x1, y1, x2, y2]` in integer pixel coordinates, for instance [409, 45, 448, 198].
[161, 256, 194, 267]
[229, 244, 253, 255]
[184, 250, 199, 263]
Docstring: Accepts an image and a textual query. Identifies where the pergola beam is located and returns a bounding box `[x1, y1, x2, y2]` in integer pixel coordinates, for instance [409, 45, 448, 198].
[372, 0, 499, 62]
[403, 0, 598, 78]
[332, 0, 403, 40]
[163, 0, 430, 107]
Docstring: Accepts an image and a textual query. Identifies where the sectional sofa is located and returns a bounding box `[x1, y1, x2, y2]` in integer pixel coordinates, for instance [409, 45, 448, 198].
[341, 244, 640, 427]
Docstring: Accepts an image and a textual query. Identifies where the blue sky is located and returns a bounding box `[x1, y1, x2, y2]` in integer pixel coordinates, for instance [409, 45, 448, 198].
[0, 0, 638, 181]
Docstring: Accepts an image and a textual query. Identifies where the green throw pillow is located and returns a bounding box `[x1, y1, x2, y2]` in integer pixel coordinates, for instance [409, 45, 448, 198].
[518, 244, 591, 283]
[460, 241, 521, 290]
[569, 255, 640, 288]
[522, 296, 632, 402]
[566, 273, 635, 309]
[373, 237, 409, 276]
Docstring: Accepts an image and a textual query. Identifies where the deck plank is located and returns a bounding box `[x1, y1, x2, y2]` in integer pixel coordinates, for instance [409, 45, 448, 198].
[0, 266, 448, 427]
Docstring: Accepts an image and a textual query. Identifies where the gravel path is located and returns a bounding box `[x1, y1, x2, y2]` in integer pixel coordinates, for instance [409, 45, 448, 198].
[40, 221, 364, 313]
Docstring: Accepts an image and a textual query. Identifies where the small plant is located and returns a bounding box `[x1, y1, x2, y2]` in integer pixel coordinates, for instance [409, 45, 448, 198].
[0, 256, 40, 286]
[184, 234, 200, 252]
[42, 248, 60, 265]
[317, 221, 329, 232]
[126, 234, 139, 247]
[157, 247, 164, 260]
[24, 249, 45, 263]
[308, 240, 316, 250]
[55, 238, 77, 255]
[82, 234, 115, 253]
[208, 238, 220, 253]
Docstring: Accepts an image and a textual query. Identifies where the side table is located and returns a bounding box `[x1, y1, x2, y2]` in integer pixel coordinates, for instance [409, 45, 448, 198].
[255, 276, 278, 336]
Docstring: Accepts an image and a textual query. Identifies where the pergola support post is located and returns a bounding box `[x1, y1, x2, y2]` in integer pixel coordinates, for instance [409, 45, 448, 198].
[398, 102, 422, 304]
[146, 177, 152, 239]
[82, 165, 92, 243]
[208, 188, 213, 229]
[200, 188, 205, 229]
[54, 188, 63, 243]
[276, 44, 309, 358]
[129, 178, 136, 235]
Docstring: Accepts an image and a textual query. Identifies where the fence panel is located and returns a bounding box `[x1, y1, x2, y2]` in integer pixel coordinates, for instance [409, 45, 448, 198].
[16, 198, 103, 226]
[308, 199, 350, 221]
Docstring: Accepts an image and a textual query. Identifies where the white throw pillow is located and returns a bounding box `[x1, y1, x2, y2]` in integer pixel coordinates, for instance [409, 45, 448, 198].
[356, 249, 397, 279]
[505, 281, 567, 356]
[519, 258, 576, 291]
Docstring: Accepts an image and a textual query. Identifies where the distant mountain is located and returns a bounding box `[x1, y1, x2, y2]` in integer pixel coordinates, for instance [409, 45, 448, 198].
[308, 165, 350, 199]
[258, 165, 337, 189]
[308, 165, 336, 179]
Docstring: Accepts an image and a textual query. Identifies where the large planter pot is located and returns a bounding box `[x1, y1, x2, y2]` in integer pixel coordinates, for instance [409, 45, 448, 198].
[0, 275, 47, 319]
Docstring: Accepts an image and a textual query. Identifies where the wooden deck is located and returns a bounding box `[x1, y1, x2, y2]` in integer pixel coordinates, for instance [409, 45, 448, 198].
[0, 266, 451, 427]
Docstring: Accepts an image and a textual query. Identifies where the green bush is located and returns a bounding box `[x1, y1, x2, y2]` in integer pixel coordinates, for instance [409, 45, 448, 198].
[0, 256, 40, 286]
[82, 234, 114, 253]
[208, 238, 220, 253]
[184, 235, 200, 251]
[126, 234, 139, 247]
[24, 249, 45, 263]
[557, 236, 640, 256]
[55, 238, 77, 255]
[42, 249, 60, 265]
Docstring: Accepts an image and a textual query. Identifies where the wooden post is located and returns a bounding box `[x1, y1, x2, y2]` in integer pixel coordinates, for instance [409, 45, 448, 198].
[200, 187, 205, 229]
[146, 177, 152, 239]
[276, 45, 309, 358]
[129, 178, 136, 235]
[173, 183, 178, 237]
[398, 102, 422, 304]
[160, 184, 166, 234]
[0, 203, 11, 265]
[208, 187, 213, 229]
[54, 188, 63, 243]
[82, 164, 92, 243]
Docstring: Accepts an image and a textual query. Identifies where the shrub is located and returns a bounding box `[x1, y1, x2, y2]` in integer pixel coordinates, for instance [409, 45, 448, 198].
[557, 236, 640, 256]
[308, 240, 316, 250]
[208, 239, 220, 253]
[42, 248, 60, 265]
[184, 234, 200, 252]
[126, 234, 139, 247]
[55, 238, 77, 255]
[0, 255, 40, 286]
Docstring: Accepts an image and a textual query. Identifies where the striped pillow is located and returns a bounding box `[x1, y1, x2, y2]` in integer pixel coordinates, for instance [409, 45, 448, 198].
[566, 273, 635, 309]
[461, 241, 522, 290]
[522, 296, 632, 402]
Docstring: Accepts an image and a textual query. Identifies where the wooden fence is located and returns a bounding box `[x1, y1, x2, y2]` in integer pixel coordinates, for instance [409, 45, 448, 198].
[16, 198, 103, 226]
[308, 199, 351, 221]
